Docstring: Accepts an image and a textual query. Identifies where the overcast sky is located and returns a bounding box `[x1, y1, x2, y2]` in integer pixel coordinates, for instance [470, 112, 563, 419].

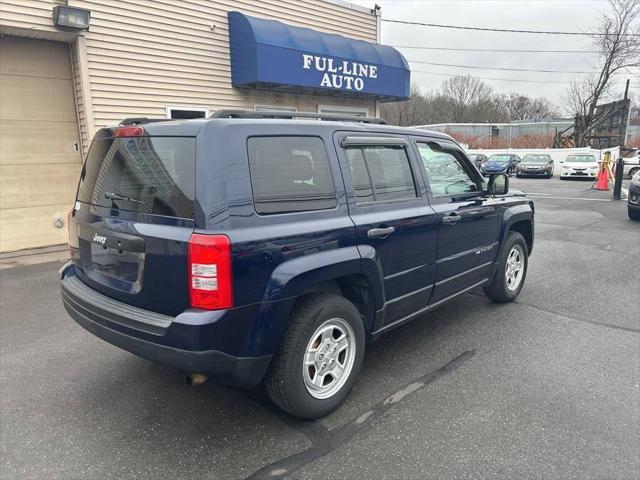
[352, 0, 639, 110]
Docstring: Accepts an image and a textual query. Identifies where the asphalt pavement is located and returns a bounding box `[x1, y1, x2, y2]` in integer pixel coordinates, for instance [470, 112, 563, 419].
[1, 177, 638, 480]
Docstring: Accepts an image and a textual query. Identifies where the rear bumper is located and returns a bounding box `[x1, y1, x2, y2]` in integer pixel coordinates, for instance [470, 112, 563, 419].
[60, 270, 271, 386]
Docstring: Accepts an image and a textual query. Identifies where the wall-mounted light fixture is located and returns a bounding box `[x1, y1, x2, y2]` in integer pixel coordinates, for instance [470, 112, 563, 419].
[52, 5, 91, 31]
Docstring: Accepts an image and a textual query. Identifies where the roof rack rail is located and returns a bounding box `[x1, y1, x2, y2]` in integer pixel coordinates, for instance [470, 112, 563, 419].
[119, 117, 174, 126]
[210, 109, 387, 125]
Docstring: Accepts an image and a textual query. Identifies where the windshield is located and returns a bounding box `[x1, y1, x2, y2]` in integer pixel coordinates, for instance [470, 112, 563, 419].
[77, 130, 196, 218]
[488, 155, 511, 163]
[565, 155, 596, 163]
[523, 155, 551, 164]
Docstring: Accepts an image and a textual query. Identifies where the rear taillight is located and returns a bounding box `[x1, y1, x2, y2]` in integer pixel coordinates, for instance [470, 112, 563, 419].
[67, 208, 79, 251]
[188, 234, 233, 310]
[113, 126, 144, 137]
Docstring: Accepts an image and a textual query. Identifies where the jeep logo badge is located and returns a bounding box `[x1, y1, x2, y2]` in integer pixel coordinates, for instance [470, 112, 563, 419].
[92, 233, 107, 246]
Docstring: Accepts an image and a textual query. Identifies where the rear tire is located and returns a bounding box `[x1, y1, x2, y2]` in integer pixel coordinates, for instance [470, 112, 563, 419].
[483, 231, 528, 303]
[266, 293, 365, 419]
[629, 167, 639, 178]
[629, 207, 640, 220]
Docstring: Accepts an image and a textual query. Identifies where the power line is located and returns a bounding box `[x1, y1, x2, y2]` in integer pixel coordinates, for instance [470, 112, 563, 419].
[411, 69, 629, 85]
[407, 59, 596, 74]
[382, 18, 640, 37]
[394, 45, 598, 53]
[411, 69, 575, 84]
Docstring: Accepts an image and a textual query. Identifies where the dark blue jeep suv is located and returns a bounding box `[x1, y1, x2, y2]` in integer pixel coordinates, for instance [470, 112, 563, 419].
[60, 111, 534, 419]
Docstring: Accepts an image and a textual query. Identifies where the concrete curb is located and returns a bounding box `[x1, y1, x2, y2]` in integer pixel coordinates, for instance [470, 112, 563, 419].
[0, 245, 68, 270]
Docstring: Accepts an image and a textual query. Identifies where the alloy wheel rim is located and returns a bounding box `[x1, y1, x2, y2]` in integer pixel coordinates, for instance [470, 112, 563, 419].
[505, 245, 525, 291]
[302, 318, 356, 400]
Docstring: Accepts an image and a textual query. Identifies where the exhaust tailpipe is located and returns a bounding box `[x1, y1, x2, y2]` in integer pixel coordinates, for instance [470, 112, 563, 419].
[186, 373, 208, 386]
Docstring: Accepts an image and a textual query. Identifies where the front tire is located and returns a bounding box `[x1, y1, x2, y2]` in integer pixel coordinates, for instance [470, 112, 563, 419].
[266, 293, 365, 419]
[483, 231, 528, 303]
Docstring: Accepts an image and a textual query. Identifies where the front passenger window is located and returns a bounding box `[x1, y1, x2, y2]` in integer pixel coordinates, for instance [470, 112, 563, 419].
[417, 143, 478, 197]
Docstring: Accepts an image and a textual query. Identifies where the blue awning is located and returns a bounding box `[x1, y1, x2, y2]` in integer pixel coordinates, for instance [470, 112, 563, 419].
[228, 12, 410, 101]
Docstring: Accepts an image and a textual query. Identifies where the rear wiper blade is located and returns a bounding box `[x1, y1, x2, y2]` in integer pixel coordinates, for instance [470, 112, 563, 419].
[104, 191, 145, 205]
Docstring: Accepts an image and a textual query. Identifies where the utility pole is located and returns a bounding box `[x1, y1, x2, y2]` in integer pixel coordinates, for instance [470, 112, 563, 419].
[624, 79, 631, 147]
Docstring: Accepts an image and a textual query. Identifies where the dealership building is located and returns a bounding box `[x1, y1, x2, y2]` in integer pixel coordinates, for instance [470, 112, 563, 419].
[0, 0, 410, 252]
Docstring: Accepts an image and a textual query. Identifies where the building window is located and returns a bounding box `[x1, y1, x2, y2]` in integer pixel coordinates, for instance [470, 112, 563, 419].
[166, 105, 209, 119]
[318, 104, 369, 118]
[247, 136, 336, 215]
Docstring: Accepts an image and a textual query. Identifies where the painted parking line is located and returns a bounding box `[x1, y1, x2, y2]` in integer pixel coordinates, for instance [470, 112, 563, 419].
[246, 351, 476, 480]
[526, 195, 612, 202]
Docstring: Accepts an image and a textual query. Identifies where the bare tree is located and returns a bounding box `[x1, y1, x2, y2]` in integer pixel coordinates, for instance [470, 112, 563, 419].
[500, 93, 558, 120]
[563, 0, 640, 146]
[382, 77, 560, 127]
[441, 75, 494, 122]
[420, 92, 453, 124]
[381, 85, 431, 126]
[468, 96, 510, 123]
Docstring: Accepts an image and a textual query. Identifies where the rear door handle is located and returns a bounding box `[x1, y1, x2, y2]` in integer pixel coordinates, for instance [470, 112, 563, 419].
[442, 214, 462, 225]
[367, 226, 396, 239]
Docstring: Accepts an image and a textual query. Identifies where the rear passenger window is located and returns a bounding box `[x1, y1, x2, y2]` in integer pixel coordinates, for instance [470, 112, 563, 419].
[247, 136, 337, 215]
[345, 145, 417, 203]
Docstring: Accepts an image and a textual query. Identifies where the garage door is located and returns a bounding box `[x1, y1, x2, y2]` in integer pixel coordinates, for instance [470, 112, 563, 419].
[0, 36, 81, 252]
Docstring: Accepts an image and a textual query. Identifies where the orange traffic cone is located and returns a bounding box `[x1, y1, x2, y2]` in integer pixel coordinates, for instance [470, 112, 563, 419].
[593, 166, 609, 191]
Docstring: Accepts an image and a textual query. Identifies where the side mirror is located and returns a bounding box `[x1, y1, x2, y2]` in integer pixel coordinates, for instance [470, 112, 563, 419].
[559, 160, 564, 163]
[487, 173, 509, 195]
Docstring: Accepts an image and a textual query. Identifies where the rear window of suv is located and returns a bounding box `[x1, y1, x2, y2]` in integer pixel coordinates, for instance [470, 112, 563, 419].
[247, 136, 337, 215]
[77, 131, 195, 218]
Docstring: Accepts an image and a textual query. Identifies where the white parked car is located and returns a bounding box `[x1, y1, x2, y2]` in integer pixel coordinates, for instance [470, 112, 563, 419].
[623, 150, 640, 178]
[560, 154, 599, 179]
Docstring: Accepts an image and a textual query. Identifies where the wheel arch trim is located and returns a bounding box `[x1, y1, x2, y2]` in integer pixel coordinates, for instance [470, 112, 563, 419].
[245, 246, 384, 356]
[500, 203, 534, 255]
